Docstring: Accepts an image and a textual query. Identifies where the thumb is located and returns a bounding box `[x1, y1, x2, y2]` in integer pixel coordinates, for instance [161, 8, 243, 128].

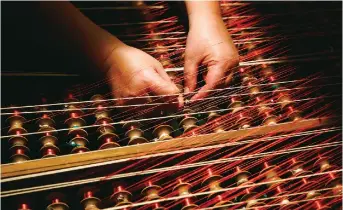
[184, 56, 200, 93]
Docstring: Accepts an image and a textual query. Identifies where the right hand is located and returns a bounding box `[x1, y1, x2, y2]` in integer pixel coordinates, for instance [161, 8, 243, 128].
[105, 44, 180, 106]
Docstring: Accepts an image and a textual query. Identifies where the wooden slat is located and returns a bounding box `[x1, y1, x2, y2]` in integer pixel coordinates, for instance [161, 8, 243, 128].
[1, 118, 330, 178]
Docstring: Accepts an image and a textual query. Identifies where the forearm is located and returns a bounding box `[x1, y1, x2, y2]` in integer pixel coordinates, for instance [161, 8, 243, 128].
[39, 2, 125, 70]
[185, 1, 222, 27]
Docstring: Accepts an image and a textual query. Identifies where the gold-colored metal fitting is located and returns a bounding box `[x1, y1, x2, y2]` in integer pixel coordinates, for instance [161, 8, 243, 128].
[46, 192, 70, 210]
[40, 144, 60, 158]
[39, 135, 58, 147]
[110, 190, 132, 206]
[305, 190, 321, 200]
[46, 203, 70, 210]
[8, 123, 27, 135]
[71, 146, 90, 154]
[152, 125, 173, 141]
[202, 175, 223, 199]
[249, 86, 261, 96]
[181, 204, 198, 210]
[64, 104, 84, 116]
[240, 192, 265, 208]
[38, 126, 58, 136]
[289, 161, 312, 177]
[262, 115, 278, 126]
[81, 197, 101, 210]
[173, 182, 192, 196]
[91, 94, 106, 106]
[287, 109, 302, 121]
[179, 116, 198, 133]
[94, 111, 112, 122]
[214, 200, 233, 210]
[259, 165, 282, 188]
[205, 106, 221, 122]
[141, 185, 162, 201]
[228, 100, 244, 114]
[325, 177, 342, 195]
[235, 170, 251, 186]
[65, 117, 86, 128]
[70, 137, 89, 147]
[9, 144, 30, 153]
[314, 156, 333, 172]
[278, 95, 295, 110]
[235, 116, 252, 129]
[241, 75, 258, 86]
[124, 125, 148, 145]
[10, 153, 30, 163]
[97, 124, 116, 135]
[37, 116, 55, 128]
[8, 136, 28, 147]
[6, 115, 26, 127]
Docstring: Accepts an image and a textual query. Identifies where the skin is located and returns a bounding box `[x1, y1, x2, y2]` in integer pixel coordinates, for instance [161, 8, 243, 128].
[40, 1, 239, 106]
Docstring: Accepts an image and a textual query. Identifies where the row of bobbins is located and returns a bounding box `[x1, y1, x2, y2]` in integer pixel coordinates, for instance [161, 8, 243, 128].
[64, 95, 90, 153]
[6, 111, 30, 162]
[16, 156, 341, 210]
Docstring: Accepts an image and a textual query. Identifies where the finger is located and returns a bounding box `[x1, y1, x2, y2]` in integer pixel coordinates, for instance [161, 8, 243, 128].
[190, 65, 225, 101]
[155, 62, 174, 83]
[184, 56, 200, 93]
[148, 70, 180, 96]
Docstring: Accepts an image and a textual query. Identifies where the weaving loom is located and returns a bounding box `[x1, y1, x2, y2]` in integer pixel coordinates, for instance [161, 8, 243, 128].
[1, 1, 342, 210]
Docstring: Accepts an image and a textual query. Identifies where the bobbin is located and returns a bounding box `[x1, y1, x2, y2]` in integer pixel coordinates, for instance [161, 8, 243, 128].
[235, 113, 252, 129]
[10, 148, 30, 163]
[286, 106, 302, 121]
[37, 114, 55, 128]
[201, 174, 223, 198]
[273, 88, 295, 111]
[179, 115, 198, 133]
[181, 199, 199, 210]
[91, 94, 107, 106]
[278, 193, 300, 210]
[259, 164, 282, 188]
[214, 199, 233, 210]
[38, 126, 58, 136]
[205, 106, 221, 122]
[65, 117, 87, 136]
[46, 192, 69, 210]
[123, 121, 148, 145]
[97, 124, 120, 149]
[314, 156, 336, 172]
[79, 187, 101, 210]
[325, 176, 342, 195]
[8, 136, 28, 148]
[234, 169, 253, 186]
[240, 191, 265, 209]
[110, 187, 133, 206]
[258, 105, 278, 125]
[141, 184, 162, 201]
[40, 137, 60, 158]
[173, 181, 192, 196]
[70, 136, 90, 153]
[211, 119, 227, 133]
[7, 114, 27, 135]
[152, 124, 173, 141]
[288, 160, 312, 177]
[228, 98, 244, 114]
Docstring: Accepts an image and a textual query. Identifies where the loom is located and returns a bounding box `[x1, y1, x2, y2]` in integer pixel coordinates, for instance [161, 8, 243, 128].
[1, 1, 342, 210]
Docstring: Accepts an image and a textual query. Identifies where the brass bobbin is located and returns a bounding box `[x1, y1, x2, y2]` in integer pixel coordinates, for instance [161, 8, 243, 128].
[314, 156, 334, 172]
[214, 200, 233, 210]
[173, 182, 192, 196]
[181, 204, 198, 210]
[64, 104, 84, 116]
[205, 106, 221, 122]
[39, 135, 58, 147]
[38, 126, 58, 136]
[179, 116, 198, 133]
[325, 177, 342, 195]
[259, 165, 282, 188]
[123, 122, 148, 145]
[234, 170, 252, 186]
[40, 144, 60, 158]
[141, 185, 162, 201]
[305, 190, 322, 200]
[8, 136, 28, 147]
[201, 175, 223, 199]
[152, 125, 173, 141]
[37, 116, 55, 128]
[241, 74, 258, 86]
[8, 123, 27, 135]
[70, 137, 90, 153]
[97, 125, 120, 149]
[235, 116, 252, 129]
[110, 190, 132, 206]
[91, 94, 106, 106]
[94, 111, 112, 124]
[65, 117, 86, 129]
[46, 192, 69, 210]
[287, 109, 302, 121]
[276, 93, 295, 111]
[78, 187, 101, 210]
[258, 105, 278, 125]
[228, 100, 244, 114]
[240, 192, 265, 209]
[289, 161, 312, 177]
[10, 153, 30, 163]
[6, 115, 26, 127]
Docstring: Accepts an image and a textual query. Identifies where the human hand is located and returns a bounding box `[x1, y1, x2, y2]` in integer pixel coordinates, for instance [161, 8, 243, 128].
[184, 13, 239, 101]
[105, 44, 180, 106]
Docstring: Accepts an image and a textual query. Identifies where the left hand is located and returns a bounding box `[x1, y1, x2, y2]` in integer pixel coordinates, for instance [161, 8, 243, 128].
[184, 13, 239, 101]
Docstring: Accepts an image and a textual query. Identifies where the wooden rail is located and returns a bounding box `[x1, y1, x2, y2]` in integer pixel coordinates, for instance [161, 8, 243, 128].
[1, 117, 330, 179]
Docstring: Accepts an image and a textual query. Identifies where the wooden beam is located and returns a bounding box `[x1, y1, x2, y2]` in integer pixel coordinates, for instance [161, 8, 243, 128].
[1, 118, 330, 179]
